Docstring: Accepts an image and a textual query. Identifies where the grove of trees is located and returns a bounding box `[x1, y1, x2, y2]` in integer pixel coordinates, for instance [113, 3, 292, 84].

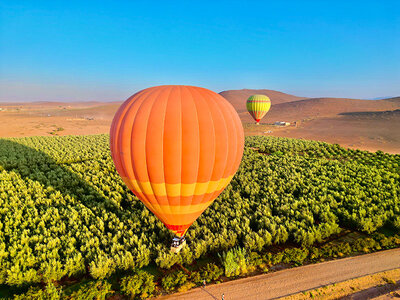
[0, 134, 399, 290]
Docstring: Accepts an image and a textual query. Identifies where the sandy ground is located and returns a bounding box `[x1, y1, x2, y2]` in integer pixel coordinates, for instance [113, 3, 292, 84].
[1, 96, 399, 154]
[0, 102, 119, 137]
[282, 269, 400, 299]
[268, 114, 400, 154]
[157, 248, 400, 300]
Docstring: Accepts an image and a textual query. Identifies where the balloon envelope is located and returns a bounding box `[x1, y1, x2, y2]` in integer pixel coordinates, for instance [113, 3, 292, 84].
[246, 94, 271, 123]
[110, 85, 244, 237]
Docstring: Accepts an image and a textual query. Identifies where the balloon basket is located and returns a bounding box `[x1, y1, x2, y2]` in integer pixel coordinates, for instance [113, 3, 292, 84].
[170, 236, 186, 253]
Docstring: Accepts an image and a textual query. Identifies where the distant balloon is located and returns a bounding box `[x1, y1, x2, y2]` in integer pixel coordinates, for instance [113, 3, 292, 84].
[246, 95, 271, 124]
[110, 85, 244, 238]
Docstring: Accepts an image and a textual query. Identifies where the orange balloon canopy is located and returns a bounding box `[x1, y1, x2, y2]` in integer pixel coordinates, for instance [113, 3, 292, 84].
[110, 85, 244, 237]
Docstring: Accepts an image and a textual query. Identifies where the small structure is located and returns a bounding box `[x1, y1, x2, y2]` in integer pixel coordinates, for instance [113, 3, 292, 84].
[274, 121, 290, 126]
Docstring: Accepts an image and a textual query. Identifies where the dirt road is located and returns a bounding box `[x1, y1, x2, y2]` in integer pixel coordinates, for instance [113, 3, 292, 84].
[159, 248, 400, 300]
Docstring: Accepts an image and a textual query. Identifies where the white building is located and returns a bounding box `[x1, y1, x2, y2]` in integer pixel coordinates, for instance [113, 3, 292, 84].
[274, 121, 290, 126]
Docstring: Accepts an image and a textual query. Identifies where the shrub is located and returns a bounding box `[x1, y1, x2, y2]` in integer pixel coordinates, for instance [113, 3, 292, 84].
[259, 263, 269, 273]
[374, 234, 400, 249]
[161, 271, 188, 292]
[353, 238, 378, 252]
[189, 271, 202, 285]
[282, 248, 309, 265]
[177, 282, 196, 292]
[219, 247, 248, 277]
[249, 252, 263, 267]
[201, 263, 224, 282]
[120, 271, 155, 299]
[14, 283, 62, 300]
[264, 252, 284, 265]
[272, 151, 284, 156]
[69, 280, 114, 300]
[89, 256, 116, 279]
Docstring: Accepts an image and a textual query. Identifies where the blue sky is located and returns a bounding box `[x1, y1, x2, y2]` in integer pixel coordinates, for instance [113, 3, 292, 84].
[0, 0, 399, 102]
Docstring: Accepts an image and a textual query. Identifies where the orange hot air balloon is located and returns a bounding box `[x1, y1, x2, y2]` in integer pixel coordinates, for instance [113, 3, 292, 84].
[110, 85, 244, 243]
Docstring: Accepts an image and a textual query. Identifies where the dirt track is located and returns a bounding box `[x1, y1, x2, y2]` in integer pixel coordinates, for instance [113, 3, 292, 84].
[159, 248, 400, 300]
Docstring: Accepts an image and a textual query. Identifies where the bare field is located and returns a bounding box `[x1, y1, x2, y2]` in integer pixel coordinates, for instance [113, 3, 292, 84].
[1, 91, 399, 154]
[0, 101, 120, 137]
[265, 113, 400, 154]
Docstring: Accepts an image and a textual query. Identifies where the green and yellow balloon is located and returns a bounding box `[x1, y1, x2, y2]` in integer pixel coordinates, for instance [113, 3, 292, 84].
[246, 94, 271, 124]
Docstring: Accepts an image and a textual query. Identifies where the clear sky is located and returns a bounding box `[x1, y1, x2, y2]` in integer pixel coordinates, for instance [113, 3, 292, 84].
[0, 0, 399, 102]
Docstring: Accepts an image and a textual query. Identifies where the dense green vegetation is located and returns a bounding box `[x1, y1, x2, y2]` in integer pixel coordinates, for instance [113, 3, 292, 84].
[9, 232, 400, 299]
[120, 271, 155, 299]
[0, 134, 399, 297]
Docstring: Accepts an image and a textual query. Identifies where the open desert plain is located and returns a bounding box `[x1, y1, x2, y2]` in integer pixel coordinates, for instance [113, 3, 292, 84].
[2, 90, 400, 154]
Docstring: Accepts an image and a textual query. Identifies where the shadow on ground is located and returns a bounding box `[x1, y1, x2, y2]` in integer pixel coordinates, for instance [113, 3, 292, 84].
[0, 138, 125, 213]
[339, 279, 400, 299]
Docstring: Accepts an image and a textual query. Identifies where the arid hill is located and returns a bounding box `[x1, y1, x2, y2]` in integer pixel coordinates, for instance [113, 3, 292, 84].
[219, 89, 306, 113]
[382, 96, 400, 104]
[340, 109, 400, 117]
[218, 90, 400, 153]
[220, 91, 400, 124]
[259, 97, 400, 123]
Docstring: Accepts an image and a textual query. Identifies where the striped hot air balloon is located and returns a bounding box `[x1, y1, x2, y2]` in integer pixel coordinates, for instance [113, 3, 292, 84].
[246, 94, 271, 124]
[110, 85, 244, 242]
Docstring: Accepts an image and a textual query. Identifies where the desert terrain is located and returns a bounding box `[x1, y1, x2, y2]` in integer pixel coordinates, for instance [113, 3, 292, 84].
[1, 90, 399, 153]
[223, 90, 400, 154]
[0, 101, 119, 137]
